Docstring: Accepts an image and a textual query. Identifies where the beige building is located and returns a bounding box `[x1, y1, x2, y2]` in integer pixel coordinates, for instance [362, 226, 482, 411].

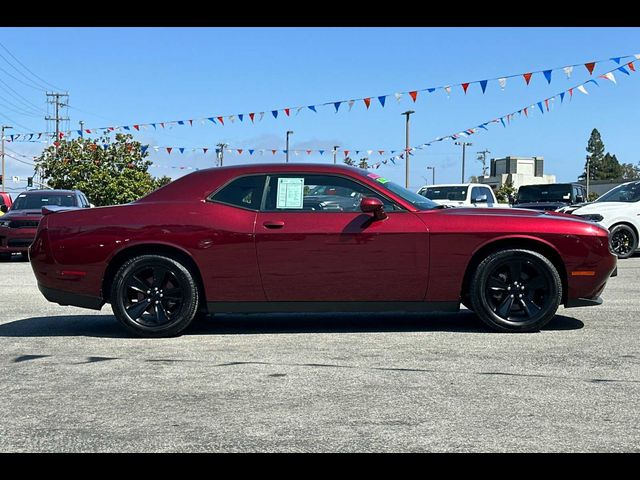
[479, 156, 556, 190]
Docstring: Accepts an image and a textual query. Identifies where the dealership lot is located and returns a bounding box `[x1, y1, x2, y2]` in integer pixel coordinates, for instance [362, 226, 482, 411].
[0, 257, 638, 452]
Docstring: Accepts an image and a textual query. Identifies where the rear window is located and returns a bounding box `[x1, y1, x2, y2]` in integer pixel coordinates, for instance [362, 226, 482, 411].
[11, 193, 77, 210]
[210, 175, 266, 210]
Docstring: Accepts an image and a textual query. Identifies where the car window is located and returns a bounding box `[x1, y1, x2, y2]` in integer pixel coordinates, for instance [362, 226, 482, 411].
[11, 193, 77, 210]
[471, 187, 483, 202]
[421, 186, 467, 201]
[262, 174, 399, 212]
[482, 187, 494, 201]
[210, 175, 266, 210]
[595, 182, 640, 203]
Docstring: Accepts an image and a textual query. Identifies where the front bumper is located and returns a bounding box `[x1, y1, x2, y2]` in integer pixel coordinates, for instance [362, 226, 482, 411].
[0, 227, 36, 253]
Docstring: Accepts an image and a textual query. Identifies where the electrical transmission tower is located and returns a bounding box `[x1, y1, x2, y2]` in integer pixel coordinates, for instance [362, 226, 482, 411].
[476, 149, 491, 177]
[45, 92, 70, 142]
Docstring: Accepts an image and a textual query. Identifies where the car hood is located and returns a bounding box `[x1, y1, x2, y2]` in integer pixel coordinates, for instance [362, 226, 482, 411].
[430, 199, 467, 207]
[1, 209, 43, 219]
[571, 201, 639, 215]
[426, 206, 591, 223]
[513, 201, 567, 211]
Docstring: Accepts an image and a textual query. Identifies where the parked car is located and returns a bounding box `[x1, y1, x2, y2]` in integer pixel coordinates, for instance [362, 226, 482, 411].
[569, 180, 640, 259]
[0, 189, 91, 261]
[30, 164, 616, 337]
[0, 192, 12, 216]
[512, 183, 587, 211]
[417, 183, 505, 207]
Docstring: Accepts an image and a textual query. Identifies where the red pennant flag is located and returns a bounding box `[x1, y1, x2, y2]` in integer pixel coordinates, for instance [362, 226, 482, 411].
[133, 125, 139, 131]
[409, 91, 418, 102]
[585, 62, 596, 75]
[523, 72, 533, 85]
[363, 98, 371, 109]
[217, 116, 224, 125]
[306, 150, 311, 155]
[86, 129, 91, 134]
[53, 141, 60, 147]
[108, 127, 114, 131]
[523, 107, 528, 117]
[545, 99, 549, 111]
[249, 112, 255, 122]
[569, 88, 574, 98]
[378, 150, 384, 155]
[344, 150, 350, 157]
[188, 119, 193, 126]
[166, 147, 172, 154]
[271, 150, 277, 155]
[461, 83, 470, 94]
[628, 62, 636, 72]
[284, 108, 290, 117]
[237, 149, 243, 155]
[160, 122, 165, 128]
[203, 148, 208, 154]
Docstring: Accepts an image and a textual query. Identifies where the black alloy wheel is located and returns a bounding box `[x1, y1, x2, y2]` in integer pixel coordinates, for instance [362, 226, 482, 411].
[111, 255, 200, 337]
[470, 249, 562, 332]
[609, 224, 637, 259]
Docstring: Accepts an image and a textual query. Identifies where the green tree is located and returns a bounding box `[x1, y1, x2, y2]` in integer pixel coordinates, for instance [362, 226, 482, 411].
[619, 162, 640, 180]
[35, 133, 172, 207]
[343, 156, 355, 167]
[587, 191, 600, 202]
[579, 128, 605, 181]
[357, 157, 370, 169]
[495, 181, 516, 203]
[600, 153, 622, 180]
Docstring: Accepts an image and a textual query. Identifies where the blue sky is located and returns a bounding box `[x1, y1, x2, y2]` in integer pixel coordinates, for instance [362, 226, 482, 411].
[1, 27, 640, 191]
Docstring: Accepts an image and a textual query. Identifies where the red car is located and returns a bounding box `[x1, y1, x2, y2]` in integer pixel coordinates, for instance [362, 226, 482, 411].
[1, 189, 91, 261]
[29, 164, 617, 337]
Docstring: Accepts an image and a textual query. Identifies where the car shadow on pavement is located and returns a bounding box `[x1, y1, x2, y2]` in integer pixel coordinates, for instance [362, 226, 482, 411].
[0, 311, 584, 338]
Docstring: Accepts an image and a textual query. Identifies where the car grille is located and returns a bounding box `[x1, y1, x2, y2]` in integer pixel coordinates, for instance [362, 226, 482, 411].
[7, 238, 33, 247]
[8, 220, 40, 229]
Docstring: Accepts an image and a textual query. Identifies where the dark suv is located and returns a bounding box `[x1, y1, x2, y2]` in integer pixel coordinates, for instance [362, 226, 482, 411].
[0, 189, 91, 261]
[512, 183, 587, 212]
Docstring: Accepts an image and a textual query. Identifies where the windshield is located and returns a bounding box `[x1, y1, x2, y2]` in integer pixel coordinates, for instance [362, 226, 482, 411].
[595, 182, 640, 203]
[363, 173, 438, 210]
[517, 184, 572, 203]
[11, 193, 77, 210]
[420, 186, 467, 201]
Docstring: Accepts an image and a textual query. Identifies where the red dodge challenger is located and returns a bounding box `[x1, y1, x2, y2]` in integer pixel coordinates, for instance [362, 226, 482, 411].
[29, 164, 617, 337]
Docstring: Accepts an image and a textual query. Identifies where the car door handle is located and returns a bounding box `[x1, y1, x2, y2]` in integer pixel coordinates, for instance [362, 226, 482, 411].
[263, 221, 285, 229]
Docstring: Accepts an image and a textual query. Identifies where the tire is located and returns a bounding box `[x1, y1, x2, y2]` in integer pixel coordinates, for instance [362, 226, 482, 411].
[111, 254, 200, 337]
[469, 249, 562, 333]
[609, 224, 637, 259]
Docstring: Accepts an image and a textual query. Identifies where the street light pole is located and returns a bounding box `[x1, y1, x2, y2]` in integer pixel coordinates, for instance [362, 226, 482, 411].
[333, 145, 340, 165]
[426, 166, 435, 185]
[455, 141, 472, 183]
[586, 154, 590, 199]
[401, 110, 415, 188]
[286, 131, 293, 163]
[1, 125, 12, 193]
[216, 143, 227, 167]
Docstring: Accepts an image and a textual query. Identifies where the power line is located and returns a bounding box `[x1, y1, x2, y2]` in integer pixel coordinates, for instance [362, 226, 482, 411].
[0, 111, 36, 132]
[0, 41, 62, 91]
[0, 76, 47, 112]
[0, 63, 46, 91]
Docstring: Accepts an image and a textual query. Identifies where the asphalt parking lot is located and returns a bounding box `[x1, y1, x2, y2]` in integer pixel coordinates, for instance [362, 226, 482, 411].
[0, 255, 638, 452]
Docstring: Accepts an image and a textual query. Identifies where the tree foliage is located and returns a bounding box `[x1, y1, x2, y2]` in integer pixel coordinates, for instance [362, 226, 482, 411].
[35, 134, 172, 206]
[579, 128, 625, 181]
[495, 181, 516, 203]
[343, 157, 355, 167]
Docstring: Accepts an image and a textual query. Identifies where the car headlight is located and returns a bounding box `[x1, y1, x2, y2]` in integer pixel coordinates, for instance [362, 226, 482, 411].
[576, 213, 604, 222]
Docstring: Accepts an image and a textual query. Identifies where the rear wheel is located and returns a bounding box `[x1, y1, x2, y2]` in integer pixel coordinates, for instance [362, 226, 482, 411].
[469, 249, 562, 332]
[609, 224, 637, 259]
[111, 255, 200, 337]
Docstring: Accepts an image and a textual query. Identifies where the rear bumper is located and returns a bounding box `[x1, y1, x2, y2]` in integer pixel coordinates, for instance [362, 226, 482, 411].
[565, 296, 603, 308]
[38, 284, 104, 310]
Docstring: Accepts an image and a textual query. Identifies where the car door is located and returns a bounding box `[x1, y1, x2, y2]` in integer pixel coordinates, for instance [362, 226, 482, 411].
[255, 173, 430, 302]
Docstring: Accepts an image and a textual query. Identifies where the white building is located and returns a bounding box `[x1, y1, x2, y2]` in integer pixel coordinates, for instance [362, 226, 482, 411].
[478, 156, 556, 190]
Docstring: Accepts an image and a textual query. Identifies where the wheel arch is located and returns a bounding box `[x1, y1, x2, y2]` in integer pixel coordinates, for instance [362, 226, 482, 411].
[608, 220, 639, 240]
[461, 236, 568, 305]
[101, 243, 206, 305]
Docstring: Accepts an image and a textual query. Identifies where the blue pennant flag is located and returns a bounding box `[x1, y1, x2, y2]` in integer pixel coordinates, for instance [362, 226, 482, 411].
[282, 150, 287, 154]
[319, 150, 325, 155]
[208, 117, 216, 124]
[543, 70, 552, 84]
[355, 150, 360, 155]
[587, 79, 599, 87]
[618, 66, 630, 75]
[537, 102, 545, 114]
[238, 114, 244, 122]
[611, 57, 622, 64]
[378, 95, 386, 107]
[77, 130, 82, 136]
[391, 150, 396, 154]
[334, 102, 341, 112]
[151, 123, 157, 129]
[560, 91, 565, 103]
[500, 118, 506, 128]
[308, 105, 317, 113]
[478, 124, 488, 130]
[427, 88, 436, 93]
[479, 80, 488, 93]
[272, 110, 278, 119]
[179, 148, 185, 154]
[249, 149, 254, 155]
[178, 120, 185, 125]
[141, 145, 148, 154]
[103, 144, 109, 150]
[123, 126, 130, 130]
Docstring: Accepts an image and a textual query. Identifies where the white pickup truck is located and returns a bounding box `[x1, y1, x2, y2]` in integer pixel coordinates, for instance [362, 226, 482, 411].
[417, 183, 507, 208]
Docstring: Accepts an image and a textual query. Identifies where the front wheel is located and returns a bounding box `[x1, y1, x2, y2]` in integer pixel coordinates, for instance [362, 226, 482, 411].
[469, 249, 562, 333]
[609, 224, 637, 259]
[111, 255, 200, 337]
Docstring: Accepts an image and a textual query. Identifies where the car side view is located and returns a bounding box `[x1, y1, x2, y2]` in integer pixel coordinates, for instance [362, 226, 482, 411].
[29, 164, 617, 337]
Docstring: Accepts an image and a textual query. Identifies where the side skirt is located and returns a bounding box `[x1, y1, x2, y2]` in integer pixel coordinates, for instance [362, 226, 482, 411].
[206, 301, 460, 314]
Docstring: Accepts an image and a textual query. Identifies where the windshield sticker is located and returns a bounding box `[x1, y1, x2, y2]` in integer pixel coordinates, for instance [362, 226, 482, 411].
[367, 173, 381, 180]
[375, 177, 389, 184]
[276, 177, 304, 209]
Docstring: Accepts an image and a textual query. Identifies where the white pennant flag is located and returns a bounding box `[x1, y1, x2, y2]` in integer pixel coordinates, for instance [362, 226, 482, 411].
[153, 146, 159, 152]
[200, 119, 205, 125]
[602, 72, 617, 83]
[635, 54, 640, 60]
[258, 112, 265, 122]
[259, 150, 264, 155]
[296, 107, 304, 115]
[498, 77, 507, 89]
[228, 115, 236, 123]
[563, 66, 573, 78]
[444, 86, 451, 96]
[394, 92, 403, 102]
[577, 84, 589, 95]
[348, 100, 355, 111]
[367, 150, 373, 156]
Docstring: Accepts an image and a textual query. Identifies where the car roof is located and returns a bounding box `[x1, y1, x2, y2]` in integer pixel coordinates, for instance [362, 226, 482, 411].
[15, 189, 79, 195]
[421, 183, 488, 188]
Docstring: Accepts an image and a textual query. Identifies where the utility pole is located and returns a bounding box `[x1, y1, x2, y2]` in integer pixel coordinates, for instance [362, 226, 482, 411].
[455, 141, 472, 183]
[333, 145, 340, 165]
[426, 166, 435, 185]
[285, 131, 293, 163]
[476, 149, 490, 177]
[45, 92, 70, 142]
[586, 154, 590, 199]
[402, 110, 415, 188]
[1, 125, 12, 193]
[216, 143, 227, 167]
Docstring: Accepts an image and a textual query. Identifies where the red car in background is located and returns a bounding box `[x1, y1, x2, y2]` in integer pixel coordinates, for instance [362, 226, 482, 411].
[0, 192, 12, 213]
[1, 189, 91, 261]
[30, 164, 617, 337]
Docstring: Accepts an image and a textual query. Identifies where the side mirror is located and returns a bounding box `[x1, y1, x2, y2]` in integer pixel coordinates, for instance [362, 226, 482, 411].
[360, 197, 387, 221]
[0, 205, 7, 213]
[474, 194, 488, 204]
